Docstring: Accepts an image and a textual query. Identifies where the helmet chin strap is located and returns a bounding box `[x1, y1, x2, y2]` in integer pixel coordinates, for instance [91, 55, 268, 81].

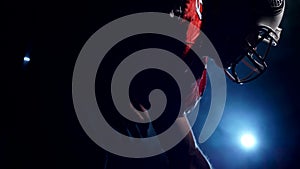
[241, 59, 260, 73]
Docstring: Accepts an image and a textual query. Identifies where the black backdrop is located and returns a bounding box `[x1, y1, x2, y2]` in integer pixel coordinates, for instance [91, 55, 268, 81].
[3, 0, 300, 168]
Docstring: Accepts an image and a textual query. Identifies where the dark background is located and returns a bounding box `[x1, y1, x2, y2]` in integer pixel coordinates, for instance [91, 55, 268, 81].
[2, 0, 300, 168]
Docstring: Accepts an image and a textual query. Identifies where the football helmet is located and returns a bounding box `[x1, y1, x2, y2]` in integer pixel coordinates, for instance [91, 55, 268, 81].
[201, 0, 285, 84]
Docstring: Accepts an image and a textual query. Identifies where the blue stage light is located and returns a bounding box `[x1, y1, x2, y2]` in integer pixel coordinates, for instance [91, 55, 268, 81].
[240, 133, 256, 149]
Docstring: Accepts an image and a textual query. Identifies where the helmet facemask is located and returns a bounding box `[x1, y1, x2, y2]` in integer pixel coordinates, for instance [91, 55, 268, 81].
[224, 25, 282, 84]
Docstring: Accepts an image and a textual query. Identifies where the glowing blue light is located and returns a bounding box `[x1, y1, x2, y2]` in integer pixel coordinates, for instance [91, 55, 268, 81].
[240, 133, 256, 149]
[24, 56, 30, 62]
